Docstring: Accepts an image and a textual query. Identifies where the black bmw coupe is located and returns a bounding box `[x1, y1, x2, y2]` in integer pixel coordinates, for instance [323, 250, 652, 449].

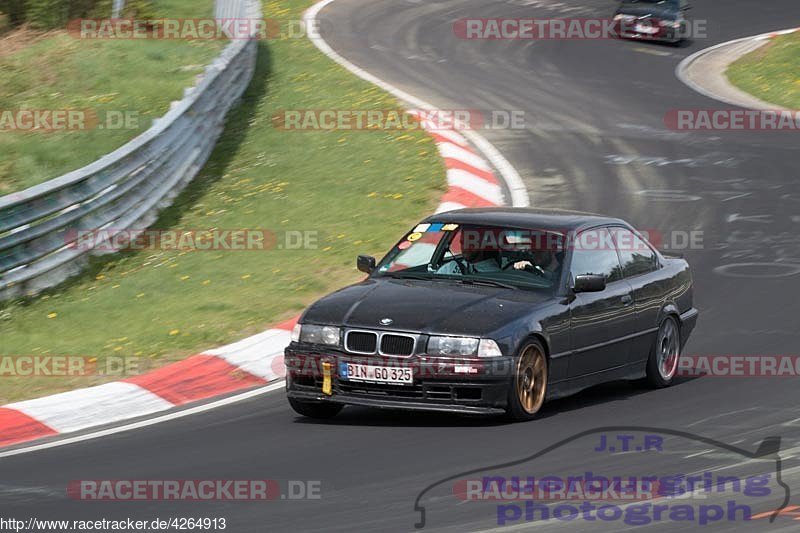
[285, 208, 698, 421]
[613, 0, 691, 44]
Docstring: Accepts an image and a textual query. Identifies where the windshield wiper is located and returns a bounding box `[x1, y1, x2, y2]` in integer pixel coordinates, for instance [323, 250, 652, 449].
[457, 278, 518, 290]
[380, 272, 432, 281]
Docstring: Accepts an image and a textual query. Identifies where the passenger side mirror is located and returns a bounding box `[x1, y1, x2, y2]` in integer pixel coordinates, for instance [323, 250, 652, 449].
[573, 274, 606, 293]
[357, 255, 376, 274]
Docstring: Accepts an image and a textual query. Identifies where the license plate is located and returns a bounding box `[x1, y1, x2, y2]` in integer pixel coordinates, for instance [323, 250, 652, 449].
[635, 24, 658, 34]
[339, 363, 413, 385]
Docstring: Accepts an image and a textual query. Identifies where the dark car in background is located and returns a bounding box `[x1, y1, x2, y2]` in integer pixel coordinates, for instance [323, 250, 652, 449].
[284, 208, 698, 421]
[613, 0, 691, 44]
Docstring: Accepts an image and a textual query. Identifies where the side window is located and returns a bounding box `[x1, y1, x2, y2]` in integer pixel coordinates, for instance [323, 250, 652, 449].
[570, 228, 623, 283]
[611, 228, 658, 278]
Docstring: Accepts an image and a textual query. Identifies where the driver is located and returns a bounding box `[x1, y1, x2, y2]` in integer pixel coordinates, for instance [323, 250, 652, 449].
[436, 248, 532, 275]
[514, 249, 561, 280]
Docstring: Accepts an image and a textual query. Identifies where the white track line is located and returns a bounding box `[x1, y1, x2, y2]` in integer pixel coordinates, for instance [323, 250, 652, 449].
[0, 382, 285, 458]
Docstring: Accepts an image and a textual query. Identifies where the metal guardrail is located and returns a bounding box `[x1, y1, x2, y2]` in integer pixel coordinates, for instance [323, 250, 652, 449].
[0, 0, 261, 300]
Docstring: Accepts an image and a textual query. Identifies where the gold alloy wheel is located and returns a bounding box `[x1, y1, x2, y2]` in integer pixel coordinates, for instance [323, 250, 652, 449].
[515, 344, 547, 414]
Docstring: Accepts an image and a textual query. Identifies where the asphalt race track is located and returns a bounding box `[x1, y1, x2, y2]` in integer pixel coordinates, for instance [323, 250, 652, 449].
[2, 1, 800, 531]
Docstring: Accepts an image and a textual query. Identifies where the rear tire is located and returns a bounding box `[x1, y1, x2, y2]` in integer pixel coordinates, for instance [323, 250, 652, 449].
[506, 340, 548, 421]
[288, 398, 343, 419]
[646, 316, 681, 388]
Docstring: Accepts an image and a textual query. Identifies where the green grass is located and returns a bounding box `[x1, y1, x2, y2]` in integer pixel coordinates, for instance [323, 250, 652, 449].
[0, 0, 222, 194]
[727, 32, 800, 109]
[0, 0, 445, 403]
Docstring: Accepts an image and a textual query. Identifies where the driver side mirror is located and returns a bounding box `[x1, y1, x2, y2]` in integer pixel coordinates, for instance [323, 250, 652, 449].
[357, 255, 376, 274]
[573, 274, 606, 293]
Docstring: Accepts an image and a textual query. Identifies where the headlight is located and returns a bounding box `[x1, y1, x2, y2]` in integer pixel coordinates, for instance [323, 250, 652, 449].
[428, 336, 479, 356]
[296, 324, 340, 346]
[427, 336, 502, 357]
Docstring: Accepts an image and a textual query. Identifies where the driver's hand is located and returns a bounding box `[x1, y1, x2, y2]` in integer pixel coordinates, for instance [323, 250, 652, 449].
[513, 261, 533, 270]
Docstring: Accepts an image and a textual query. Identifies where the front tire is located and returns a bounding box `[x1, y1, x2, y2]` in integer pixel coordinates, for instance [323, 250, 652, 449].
[506, 340, 548, 421]
[288, 398, 343, 419]
[646, 316, 681, 388]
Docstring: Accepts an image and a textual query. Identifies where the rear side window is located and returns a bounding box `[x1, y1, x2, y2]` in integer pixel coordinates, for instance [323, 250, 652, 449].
[570, 228, 623, 283]
[611, 228, 658, 278]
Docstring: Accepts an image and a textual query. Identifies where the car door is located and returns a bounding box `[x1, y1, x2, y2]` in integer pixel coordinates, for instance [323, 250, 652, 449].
[609, 226, 666, 365]
[567, 227, 638, 377]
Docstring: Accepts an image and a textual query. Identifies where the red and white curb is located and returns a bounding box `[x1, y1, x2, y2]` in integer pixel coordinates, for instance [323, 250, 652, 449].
[0, 0, 527, 450]
[755, 27, 799, 41]
[0, 318, 297, 448]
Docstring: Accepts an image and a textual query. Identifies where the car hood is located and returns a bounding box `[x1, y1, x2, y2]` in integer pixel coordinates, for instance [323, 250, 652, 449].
[301, 278, 553, 337]
[616, 4, 677, 19]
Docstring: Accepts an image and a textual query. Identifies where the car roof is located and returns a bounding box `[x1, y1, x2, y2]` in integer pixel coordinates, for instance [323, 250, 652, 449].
[423, 207, 629, 233]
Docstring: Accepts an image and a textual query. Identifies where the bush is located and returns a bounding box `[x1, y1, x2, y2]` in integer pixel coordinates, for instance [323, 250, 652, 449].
[2, 0, 154, 30]
[89, 0, 158, 20]
[2, 0, 29, 26]
[25, 0, 70, 29]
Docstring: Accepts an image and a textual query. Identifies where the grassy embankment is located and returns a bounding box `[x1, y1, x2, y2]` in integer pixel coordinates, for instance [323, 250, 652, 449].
[727, 32, 800, 109]
[0, 0, 222, 193]
[0, 0, 445, 402]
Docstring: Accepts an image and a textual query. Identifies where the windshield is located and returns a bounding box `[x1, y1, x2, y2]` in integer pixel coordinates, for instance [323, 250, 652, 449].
[374, 223, 566, 292]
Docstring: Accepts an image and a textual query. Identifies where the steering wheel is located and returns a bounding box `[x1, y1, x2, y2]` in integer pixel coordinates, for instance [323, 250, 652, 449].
[503, 261, 546, 276]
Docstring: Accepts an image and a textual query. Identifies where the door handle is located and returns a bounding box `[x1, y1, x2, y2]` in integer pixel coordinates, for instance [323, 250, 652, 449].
[621, 295, 633, 306]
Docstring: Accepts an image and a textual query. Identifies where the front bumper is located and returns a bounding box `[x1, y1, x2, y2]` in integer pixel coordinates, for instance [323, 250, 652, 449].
[284, 347, 514, 415]
[615, 21, 682, 43]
